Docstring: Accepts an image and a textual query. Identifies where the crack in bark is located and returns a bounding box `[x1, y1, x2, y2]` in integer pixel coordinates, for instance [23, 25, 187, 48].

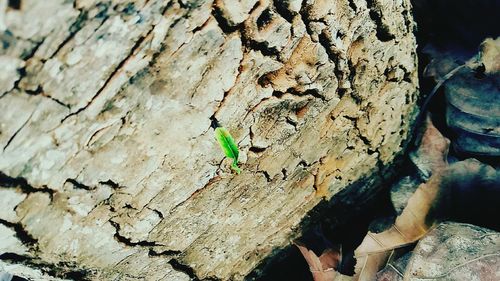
[260, 170, 272, 182]
[289, 87, 327, 102]
[3, 38, 44, 98]
[347, 0, 357, 12]
[19, 38, 45, 61]
[365, 0, 395, 42]
[272, 0, 295, 24]
[60, 23, 155, 123]
[241, 35, 280, 57]
[212, 0, 261, 34]
[0, 172, 55, 198]
[281, 168, 288, 180]
[209, 114, 220, 129]
[210, 51, 246, 123]
[238, 1, 295, 59]
[99, 179, 122, 189]
[339, 114, 373, 149]
[3, 111, 33, 151]
[248, 146, 267, 154]
[48, 10, 89, 60]
[211, 2, 240, 33]
[18, 84, 71, 109]
[341, 113, 389, 173]
[3, 8, 97, 103]
[0, 218, 37, 248]
[168, 259, 219, 281]
[39, 92, 71, 109]
[146, 207, 164, 219]
[109, 220, 163, 247]
[57, 1, 192, 123]
[65, 178, 94, 190]
[316, 31, 339, 63]
[0, 252, 93, 281]
[148, 248, 181, 257]
[285, 115, 298, 129]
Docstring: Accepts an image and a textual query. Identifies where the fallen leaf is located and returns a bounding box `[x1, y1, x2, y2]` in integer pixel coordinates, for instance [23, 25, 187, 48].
[404, 222, 500, 281]
[391, 115, 450, 216]
[354, 158, 499, 280]
[354, 118, 451, 280]
[375, 251, 412, 281]
[410, 115, 450, 179]
[295, 241, 353, 281]
[353, 172, 446, 280]
[354, 115, 450, 280]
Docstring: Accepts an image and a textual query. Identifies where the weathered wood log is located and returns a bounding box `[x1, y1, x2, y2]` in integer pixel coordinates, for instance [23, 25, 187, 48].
[0, 0, 419, 280]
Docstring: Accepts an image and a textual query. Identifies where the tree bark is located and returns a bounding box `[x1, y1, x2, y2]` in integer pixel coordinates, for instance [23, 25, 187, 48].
[0, 0, 418, 280]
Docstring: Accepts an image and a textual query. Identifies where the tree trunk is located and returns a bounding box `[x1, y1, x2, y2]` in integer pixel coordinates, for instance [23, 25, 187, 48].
[0, 0, 418, 280]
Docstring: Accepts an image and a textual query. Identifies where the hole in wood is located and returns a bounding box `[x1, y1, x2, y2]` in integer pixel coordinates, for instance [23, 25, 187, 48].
[8, 0, 21, 10]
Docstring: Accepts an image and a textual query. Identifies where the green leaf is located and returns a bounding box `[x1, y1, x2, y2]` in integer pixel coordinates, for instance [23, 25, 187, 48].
[215, 127, 241, 173]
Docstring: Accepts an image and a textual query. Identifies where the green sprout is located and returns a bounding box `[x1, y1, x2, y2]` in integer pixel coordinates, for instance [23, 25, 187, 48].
[214, 127, 241, 174]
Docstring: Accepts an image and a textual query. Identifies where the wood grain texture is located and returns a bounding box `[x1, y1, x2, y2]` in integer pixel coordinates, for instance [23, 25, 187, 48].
[0, 0, 419, 280]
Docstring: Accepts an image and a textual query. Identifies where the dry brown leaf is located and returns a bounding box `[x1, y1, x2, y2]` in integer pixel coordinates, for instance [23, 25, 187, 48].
[410, 115, 450, 178]
[295, 242, 353, 281]
[354, 158, 499, 280]
[354, 117, 451, 280]
[300, 116, 495, 281]
[354, 175, 443, 280]
[403, 222, 500, 281]
[375, 251, 412, 281]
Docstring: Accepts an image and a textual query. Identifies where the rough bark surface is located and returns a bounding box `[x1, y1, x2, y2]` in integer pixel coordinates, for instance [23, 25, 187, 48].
[0, 0, 418, 280]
